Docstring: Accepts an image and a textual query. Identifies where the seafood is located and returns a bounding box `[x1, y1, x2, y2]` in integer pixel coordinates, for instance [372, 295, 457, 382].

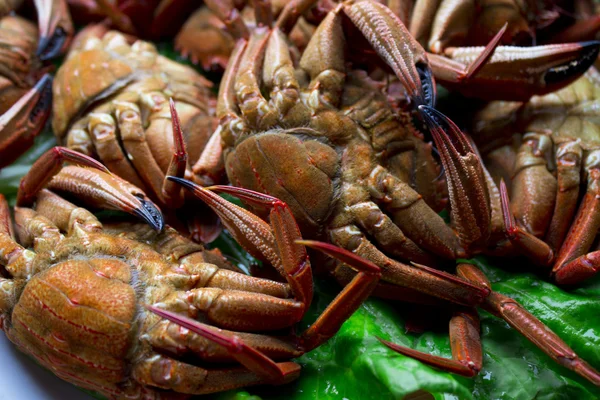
[189, 0, 600, 384]
[0, 0, 75, 168]
[52, 27, 221, 239]
[0, 16, 52, 169]
[0, 146, 380, 398]
[471, 65, 600, 284]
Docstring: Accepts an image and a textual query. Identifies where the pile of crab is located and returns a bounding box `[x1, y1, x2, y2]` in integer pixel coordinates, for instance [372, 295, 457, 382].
[1, 0, 600, 399]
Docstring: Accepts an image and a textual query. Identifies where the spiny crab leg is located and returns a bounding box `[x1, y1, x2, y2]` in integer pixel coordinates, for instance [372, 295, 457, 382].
[428, 23, 507, 84]
[0, 74, 53, 169]
[160, 99, 188, 208]
[93, 0, 137, 35]
[381, 262, 600, 386]
[35, 0, 74, 60]
[457, 264, 600, 386]
[17, 147, 164, 231]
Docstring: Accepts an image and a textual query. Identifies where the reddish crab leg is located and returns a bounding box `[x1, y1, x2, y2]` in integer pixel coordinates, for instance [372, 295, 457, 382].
[93, 0, 137, 35]
[499, 180, 554, 266]
[146, 306, 300, 384]
[457, 264, 600, 386]
[17, 146, 109, 206]
[161, 99, 188, 208]
[0, 74, 53, 169]
[552, 167, 600, 284]
[169, 177, 313, 305]
[296, 240, 381, 351]
[204, 0, 250, 40]
[379, 307, 482, 377]
[428, 23, 507, 83]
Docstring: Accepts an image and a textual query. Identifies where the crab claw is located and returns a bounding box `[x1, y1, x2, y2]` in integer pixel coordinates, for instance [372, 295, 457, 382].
[418, 106, 491, 254]
[341, 0, 436, 108]
[437, 40, 600, 101]
[16, 146, 164, 231]
[0, 74, 53, 169]
[35, 0, 74, 60]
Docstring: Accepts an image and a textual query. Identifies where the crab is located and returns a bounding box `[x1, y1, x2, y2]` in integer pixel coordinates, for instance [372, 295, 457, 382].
[0, 146, 381, 398]
[186, 0, 600, 385]
[51, 26, 222, 240]
[470, 63, 600, 285]
[0, 0, 74, 168]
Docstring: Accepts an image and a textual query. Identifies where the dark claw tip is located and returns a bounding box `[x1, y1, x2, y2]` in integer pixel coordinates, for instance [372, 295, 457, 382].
[134, 196, 164, 232]
[415, 62, 437, 108]
[37, 27, 68, 61]
[544, 40, 600, 86]
[166, 175, 196, 190]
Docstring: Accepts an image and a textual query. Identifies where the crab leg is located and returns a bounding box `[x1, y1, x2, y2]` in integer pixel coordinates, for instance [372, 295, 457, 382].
[160, 99, 187, 208]
[204, 0, 250, 40]
[35, 0, 74, 60]
[499, 180, 554, 266]
[457, 263, 600, 386]
[552, 151, 600, 284]
[0, 74, 53, 169]
[428, 22, 507, 83]
[545, 141, 582, 252]
[146, 306, 301, 386]
[379, 307, 482, 377]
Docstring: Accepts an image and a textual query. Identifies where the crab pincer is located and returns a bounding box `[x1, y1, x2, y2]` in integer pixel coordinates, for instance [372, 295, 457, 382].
[0, 74, 52, 169]
[17, 146, 164, 231]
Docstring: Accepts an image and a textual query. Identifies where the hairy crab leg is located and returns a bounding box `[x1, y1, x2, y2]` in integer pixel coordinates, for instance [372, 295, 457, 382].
[35, 0, 74, 60]
[378, 307, 482, 377]
[0, 74, 53, 169]
[16, 147, 164, 231]
[457, 263, 600, 386]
